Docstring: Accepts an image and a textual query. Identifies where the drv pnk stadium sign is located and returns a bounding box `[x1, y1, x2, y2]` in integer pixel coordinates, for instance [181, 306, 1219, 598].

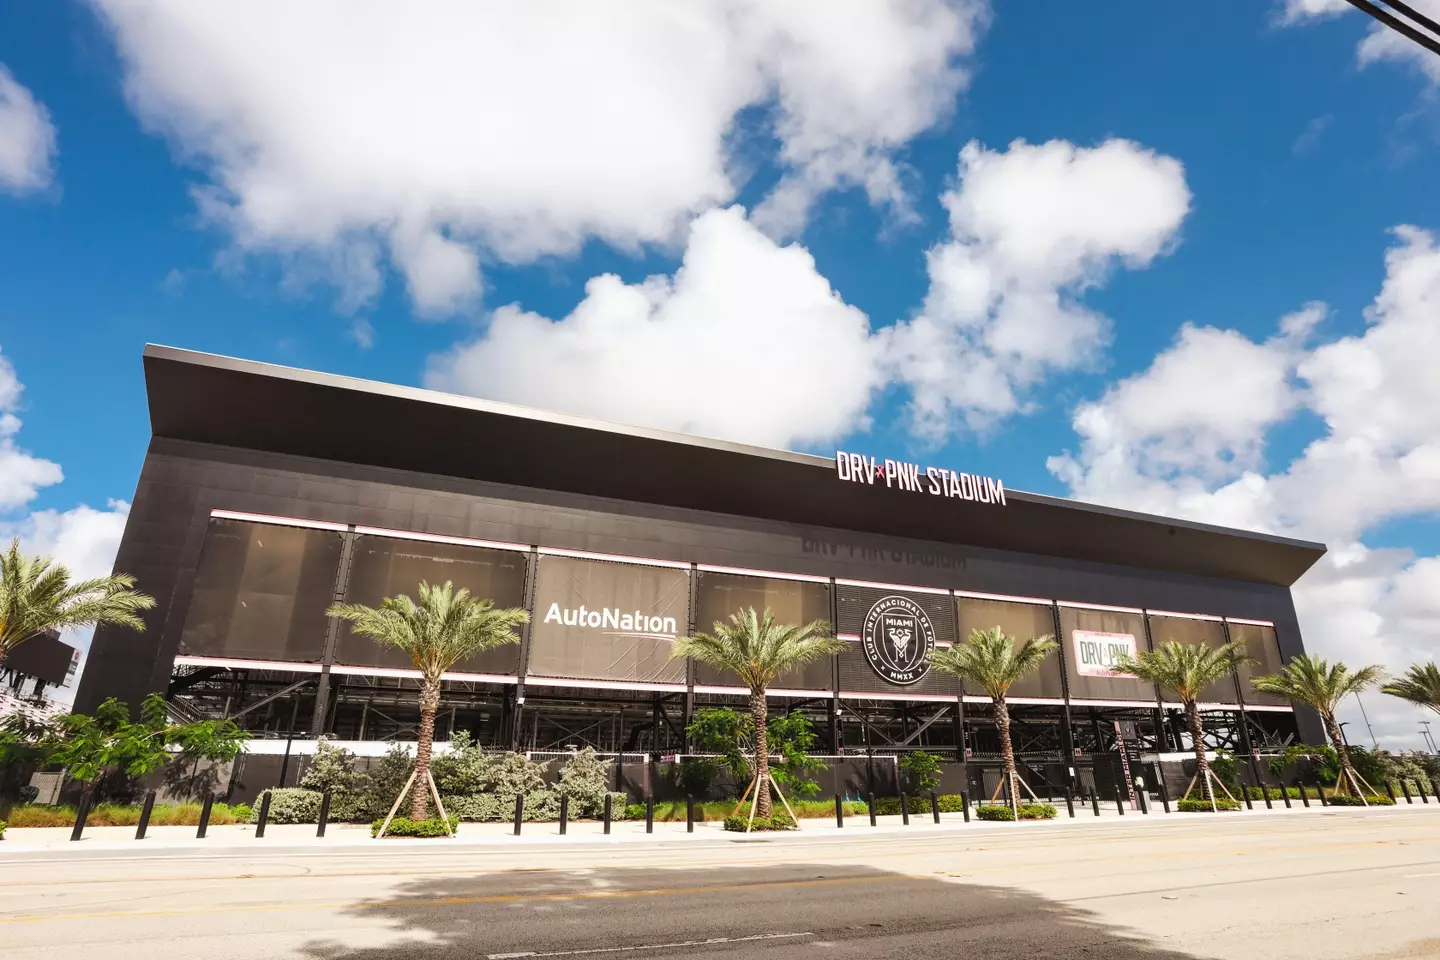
[834, 450, 1007, 507]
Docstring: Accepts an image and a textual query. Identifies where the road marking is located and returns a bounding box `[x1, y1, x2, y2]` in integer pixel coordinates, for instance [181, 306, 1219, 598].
[1402, 872, 1440, 878]
[0, 874, 913, 926]
[487, 932, 812, 958]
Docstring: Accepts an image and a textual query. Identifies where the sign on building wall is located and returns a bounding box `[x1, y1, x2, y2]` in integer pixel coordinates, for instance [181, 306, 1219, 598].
[526, 554, 690, 684]
[1072, 630, 1139, 678]
[834, 449, 1006, 506]
[860, 595, 937, 686]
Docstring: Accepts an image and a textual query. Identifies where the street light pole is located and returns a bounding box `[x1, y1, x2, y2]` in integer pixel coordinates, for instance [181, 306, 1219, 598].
[1353, 693, 1379, 748]
[1422, 720, 1437, 754]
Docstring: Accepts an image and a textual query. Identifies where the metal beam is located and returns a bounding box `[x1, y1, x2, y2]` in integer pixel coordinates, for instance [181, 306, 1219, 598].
[226, 677, 316, 720]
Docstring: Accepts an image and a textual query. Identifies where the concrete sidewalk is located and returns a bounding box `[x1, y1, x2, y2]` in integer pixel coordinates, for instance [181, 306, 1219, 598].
[1, 798, 1413, 856]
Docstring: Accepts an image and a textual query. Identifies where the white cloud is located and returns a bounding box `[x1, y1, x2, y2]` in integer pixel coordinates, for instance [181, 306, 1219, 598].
[0, 348, 63, 510]
[0, 64, 57, 196]
[89, 0, 988, 314]
[1048, 227, 1440, 748]
[427, 206, 881, 448]
[1278, 0, 1440, 84]
[883, 138, 1192, 438]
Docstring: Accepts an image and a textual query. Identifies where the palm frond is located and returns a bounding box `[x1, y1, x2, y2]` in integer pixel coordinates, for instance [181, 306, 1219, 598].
[0, 539, 156, 661]
[670, 606, 843, 692]
[327, 580, 528, 683]
[1250, 654, 1384, 713]
[1112, 639, 1251, 703]
[1380, 663, 1440, 715]
[927, 626, 1057, 701]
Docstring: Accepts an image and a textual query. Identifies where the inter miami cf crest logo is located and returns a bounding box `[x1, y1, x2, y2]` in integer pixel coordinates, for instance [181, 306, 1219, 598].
[862, 596, 936, 686]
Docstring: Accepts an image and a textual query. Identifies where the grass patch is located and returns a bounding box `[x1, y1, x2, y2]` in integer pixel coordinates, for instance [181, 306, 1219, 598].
[4, 803, 245, 828]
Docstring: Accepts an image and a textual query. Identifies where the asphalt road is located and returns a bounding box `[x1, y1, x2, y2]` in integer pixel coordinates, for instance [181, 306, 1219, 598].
[3, 808, 1439, 960]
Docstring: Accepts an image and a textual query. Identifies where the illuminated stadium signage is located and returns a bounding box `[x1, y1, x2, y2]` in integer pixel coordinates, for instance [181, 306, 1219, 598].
[541, 603, 678, 639]
[835, 450, 1006, 506]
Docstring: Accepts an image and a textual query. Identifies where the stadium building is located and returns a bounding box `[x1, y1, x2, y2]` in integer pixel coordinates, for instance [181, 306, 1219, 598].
[75, 346, 1327, 798]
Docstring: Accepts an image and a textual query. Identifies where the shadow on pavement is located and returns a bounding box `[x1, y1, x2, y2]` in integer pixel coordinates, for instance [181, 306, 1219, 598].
[298, 861, 1210, 960]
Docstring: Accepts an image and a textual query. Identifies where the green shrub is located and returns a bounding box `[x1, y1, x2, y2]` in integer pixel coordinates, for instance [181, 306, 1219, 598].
[1325, 793, 1394, 807]
[1177, 796, 1241, 812]
[871, 793, 965, 816]
[898, 751, 942, 794]
[0, 818, 6, 839]
[370, 815, 459, 838]
[1244, 787, 1304, 800]
[251, 788, 322, 824]
[430, 732, 491, 795]
[975, 803, 1056, 821]
[722, 811, 796, 832]
[230, 803, 252, 822]
[555, 748, 616, 818]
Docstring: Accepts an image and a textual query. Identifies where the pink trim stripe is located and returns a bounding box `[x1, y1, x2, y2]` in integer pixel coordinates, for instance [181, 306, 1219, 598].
[1065, 697, 1163, 708]
[834, 577, 951, 596]
[353, 526, 529, 554]
[1162, 701, 1240, 711]
[174, 655, 324, 673]
[328, 663, 519, 684]
[1225, 617, 1277, 628]
[536, 546, 691, 570]
[839, 691, 958, 703]
[523, 675, 687, 693]
[954, 590, 1053, 606]
[1058, 600, 1145, 615]
[1147, 609, 1224, 622]
[695, 563, 830, 584]
[209, 509, 349, 532]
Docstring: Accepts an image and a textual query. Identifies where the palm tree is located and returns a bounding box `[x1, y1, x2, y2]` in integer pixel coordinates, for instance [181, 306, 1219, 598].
[1251, 654, 1384, 799]
[1381, 663, 1440, 717]
[327, 581, 528, 821]
[1113, 640, 1250, 803]
[928, 626, 1057, 815]
[0, 538, 155, 668]
[671, 607, 841, 820]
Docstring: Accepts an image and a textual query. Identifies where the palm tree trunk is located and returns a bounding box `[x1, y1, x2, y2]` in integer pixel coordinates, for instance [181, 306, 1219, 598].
[1186, 701, 1211, 800]
[995, 697, 1017, 807]
[751, 689, 771, 819]
[411, 677, 441, 820]
[1323, 712, 1360, 797]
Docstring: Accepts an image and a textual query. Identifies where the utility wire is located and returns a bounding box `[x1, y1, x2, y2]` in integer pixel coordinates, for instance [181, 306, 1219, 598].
[1342, 0, 1440, 58]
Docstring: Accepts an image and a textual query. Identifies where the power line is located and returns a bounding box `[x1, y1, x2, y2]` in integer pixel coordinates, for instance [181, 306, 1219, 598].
[1342, 0, 1440, 58]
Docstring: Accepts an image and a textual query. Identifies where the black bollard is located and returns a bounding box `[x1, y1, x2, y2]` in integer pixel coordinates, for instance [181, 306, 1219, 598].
[197, 791, 214, 839]
[900, 792, 910, 826]
[1401, 780, 1413, 804]
[1297, 780, 1310, 807]
[686, 796, 694, 833]
[931, 791, 941, 824]
[1421, 781, 1430, 804]
[317, 788, 332, 838]
[868, 792, 877, 827]
[1157, 775, 1171, 814]
[135, 790, 156, 841]
[961, 790, 970, 823]
[1434, 778, 1440, 804]
[603, 794, 612, 835]
[256, 791, 272, 838]
[1262, 784, 1273, 810]
[645, 797, 654, 834]
[1385, 780, 1397, 803]
[1137, 784, 1149, 815]
[559, 794, 569, 835]
[1280, 784, 1291, 809]
[70, 790, 92, 843]
[1090, 787, 1101, 817]
[835, 794, 844, 828]
[1064, 788, 1075, 818]
[1242, 785, 1253, 810]
[1114, 785, 1125, 816]
[513, 794, 525, 835]
[1316, 780, 1328, 807]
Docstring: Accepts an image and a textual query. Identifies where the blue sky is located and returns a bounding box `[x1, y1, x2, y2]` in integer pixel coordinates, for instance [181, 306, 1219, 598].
[1, 1, 1437, 741]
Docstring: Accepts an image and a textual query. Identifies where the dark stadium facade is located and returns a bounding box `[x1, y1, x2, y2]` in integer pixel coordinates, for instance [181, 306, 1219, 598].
[75, 345, 1328, 796]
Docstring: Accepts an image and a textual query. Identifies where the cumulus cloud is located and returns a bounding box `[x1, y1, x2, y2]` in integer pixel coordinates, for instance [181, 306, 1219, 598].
[427, 206, 882, 448]
[1048, 227, 1440, 747]
[883, 138, 1192, 438]
[89, 0, 988, 313]
[0, 64, 57, 195]
[0, 348, 64, 510]
[1276, 0, 1353, 25]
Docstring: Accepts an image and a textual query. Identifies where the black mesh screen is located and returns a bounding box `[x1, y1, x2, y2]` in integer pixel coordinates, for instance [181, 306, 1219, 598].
[955, 597, 1064, 700]
[1058, 606, 1158, 703]
[335, 535, 528, 674]
[527, 555, 690, 684]
[1229, 622, 1289, 706]
[178, 518, 343, 663]
[835, 584, 958, 697]
[693, 571, 833, 691]
[1148, 615, 1238, 704]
